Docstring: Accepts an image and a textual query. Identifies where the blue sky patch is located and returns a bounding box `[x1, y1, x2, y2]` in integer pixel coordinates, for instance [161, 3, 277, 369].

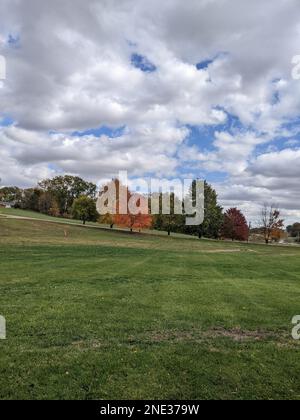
[0, 116, 14, 126]
[196, 58, 214, 70]
[131, 53, 157, 73]
[72, 125, 126, 138]
[184, 113, 245, 151]
[196, 52, 229, 70]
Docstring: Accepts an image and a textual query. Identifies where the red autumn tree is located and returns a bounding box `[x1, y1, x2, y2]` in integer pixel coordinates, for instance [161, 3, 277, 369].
[102, 179, 153, 232]
[114, 212, 153, 232]
[221, 208, 249, 241]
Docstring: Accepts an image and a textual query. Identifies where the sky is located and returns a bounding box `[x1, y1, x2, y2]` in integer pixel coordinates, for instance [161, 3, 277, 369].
[1, 0, 300, 224]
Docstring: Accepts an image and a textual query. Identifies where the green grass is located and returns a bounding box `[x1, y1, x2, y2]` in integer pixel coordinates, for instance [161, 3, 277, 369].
[1, 217, 300, 400]
[0, 207, 198, 238]
[0, 206, 65, 220]
[0, 207, 100, 226]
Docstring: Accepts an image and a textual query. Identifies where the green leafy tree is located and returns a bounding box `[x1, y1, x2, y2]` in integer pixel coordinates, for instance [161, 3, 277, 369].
[20, 188, 42, 211]
[185, 181, 223, 239]
[99, 213, 115, 229]
[39, 175, 96, 215]
[152, 192, 185, 236]
[287, 223, 300, 238]
[152, 181, 222, 238]
[72, 196, 99, 225]
[0, 186, 22, 204]
[38, 192, 60, 216]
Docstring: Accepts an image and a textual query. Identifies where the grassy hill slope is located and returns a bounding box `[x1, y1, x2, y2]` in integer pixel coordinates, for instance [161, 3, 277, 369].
[0, 217, 300, 399]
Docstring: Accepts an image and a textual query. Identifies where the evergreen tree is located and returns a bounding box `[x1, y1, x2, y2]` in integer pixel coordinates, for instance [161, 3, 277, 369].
[184, 181, 223, 239]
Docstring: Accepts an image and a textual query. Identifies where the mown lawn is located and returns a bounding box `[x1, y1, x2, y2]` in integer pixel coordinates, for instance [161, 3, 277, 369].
[0, 216, 300, 400]
[0, 207, 101, 226]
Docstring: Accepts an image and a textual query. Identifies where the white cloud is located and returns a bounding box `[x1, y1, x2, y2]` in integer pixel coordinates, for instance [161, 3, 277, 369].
[0, 124, 187, 186]
[0, 0, 300, 221]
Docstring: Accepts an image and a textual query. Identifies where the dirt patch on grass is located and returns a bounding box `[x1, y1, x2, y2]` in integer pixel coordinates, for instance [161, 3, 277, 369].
[204, 249, 241, 254]
[71, 329, 292, 351]
[143, 328, 280, 344]
[72, 339, 104, 350]
[147, 331, 195, 343]
[202, 327, 269, 342]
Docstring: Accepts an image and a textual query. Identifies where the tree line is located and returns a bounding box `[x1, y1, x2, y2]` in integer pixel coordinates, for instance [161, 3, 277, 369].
[0, 176, 97, 220]
[0, 175, 289, 243]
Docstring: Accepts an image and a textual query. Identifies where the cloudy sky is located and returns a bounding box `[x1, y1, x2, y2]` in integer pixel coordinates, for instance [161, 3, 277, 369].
[1, 0, 300, 223]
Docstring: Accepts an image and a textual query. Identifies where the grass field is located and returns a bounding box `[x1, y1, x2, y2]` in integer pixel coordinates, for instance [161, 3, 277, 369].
[0, 207, 101, 226]
[1, 211, 300, 400]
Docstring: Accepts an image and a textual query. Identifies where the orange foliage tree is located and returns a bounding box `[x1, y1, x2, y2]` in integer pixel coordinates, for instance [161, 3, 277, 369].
[101, 179, 153, 232]
[261, 204, 284, 244]
[114, 212, 153, 232]
[271, 228, 287, 243]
